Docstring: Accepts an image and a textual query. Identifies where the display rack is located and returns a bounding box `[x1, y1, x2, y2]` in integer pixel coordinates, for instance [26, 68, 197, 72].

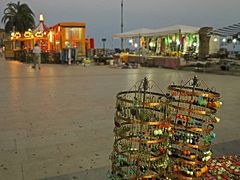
[168, 76, 222, 179]
[110, 78, 171, 179]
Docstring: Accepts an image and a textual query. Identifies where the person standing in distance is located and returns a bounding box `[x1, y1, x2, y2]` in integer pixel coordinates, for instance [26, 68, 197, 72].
[32, 43, 41, 69]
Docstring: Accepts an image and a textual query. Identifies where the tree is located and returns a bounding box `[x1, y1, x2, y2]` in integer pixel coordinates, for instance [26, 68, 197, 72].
[1, 1, 35, 33]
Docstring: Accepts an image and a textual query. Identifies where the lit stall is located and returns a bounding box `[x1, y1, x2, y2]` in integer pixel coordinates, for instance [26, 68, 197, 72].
[113, 25, 200, 68]
[47, 22, 86, 62]
[143, 25, 200, 57]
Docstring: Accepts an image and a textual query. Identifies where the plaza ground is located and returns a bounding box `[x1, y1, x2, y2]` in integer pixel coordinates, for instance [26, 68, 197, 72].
[0, 60, 240, 180]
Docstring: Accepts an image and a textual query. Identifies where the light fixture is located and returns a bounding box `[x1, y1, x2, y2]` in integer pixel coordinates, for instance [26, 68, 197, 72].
[24, 31, 32, 38]
[15, 32, 21, 39]
[49, 31, 53, 43]
[213, 38, 218, 42]
[232, 39, 237, 43]
[35, 31, 43, 38]
[134, 43, 138, 48]
[39, 14, 44, 22]
[222, 38, 226, 43]
[176, 39, 180, 45]
[149, 42, 155, 48]
[129, 39, 133, 44]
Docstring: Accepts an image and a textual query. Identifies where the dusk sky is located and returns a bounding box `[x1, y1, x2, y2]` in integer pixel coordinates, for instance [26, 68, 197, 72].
[0, 0, 239, 47]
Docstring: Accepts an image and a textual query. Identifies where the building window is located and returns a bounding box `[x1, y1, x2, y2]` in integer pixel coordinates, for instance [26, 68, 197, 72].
[65, 27, 82, 39]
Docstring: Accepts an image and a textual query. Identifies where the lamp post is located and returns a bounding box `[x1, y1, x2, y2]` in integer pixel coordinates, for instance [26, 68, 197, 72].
[121, 0, 124, 51]
[101, 38, 107, 55]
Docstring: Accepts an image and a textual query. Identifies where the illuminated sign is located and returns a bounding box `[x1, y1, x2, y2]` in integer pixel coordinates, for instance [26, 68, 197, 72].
[11, 32, 21, 39]
[24, 31, 33, 38]
[15, 32, 21, 39]
[35, 31, 43, 38]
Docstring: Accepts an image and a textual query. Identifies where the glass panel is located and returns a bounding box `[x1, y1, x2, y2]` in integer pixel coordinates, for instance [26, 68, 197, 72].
[65, 28, 82, 39]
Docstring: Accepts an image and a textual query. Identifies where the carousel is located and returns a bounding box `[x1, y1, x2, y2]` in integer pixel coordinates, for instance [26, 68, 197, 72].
[11, 14, 48, 52]
[8, 14, 91, 63]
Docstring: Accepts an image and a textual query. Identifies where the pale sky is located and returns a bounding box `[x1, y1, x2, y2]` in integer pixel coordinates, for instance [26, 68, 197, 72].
[0, 0, 239, 47]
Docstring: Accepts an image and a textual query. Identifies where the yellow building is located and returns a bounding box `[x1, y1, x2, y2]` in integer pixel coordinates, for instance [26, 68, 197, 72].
[47, 22, 86, 57]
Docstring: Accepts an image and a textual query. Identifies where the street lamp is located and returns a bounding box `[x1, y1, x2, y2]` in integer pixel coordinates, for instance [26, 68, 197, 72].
[134, 43, 138, 48]
[101, 38, 107, 55]
[121, 0, 124, 51]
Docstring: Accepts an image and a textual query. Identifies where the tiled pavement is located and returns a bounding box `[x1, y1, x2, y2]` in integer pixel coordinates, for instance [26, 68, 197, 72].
[41, 140, 240, 180]
[0, 60, 239, 180]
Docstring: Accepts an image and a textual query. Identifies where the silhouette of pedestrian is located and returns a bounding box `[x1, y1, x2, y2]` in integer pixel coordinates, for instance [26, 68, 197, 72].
[32, 43, 41, 69]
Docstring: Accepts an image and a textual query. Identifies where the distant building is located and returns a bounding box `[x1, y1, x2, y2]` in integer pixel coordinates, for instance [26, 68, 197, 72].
[209, 22, 240, 57]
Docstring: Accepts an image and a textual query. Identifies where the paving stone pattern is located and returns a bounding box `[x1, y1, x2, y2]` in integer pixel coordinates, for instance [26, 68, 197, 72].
[0, 60, 240, 180]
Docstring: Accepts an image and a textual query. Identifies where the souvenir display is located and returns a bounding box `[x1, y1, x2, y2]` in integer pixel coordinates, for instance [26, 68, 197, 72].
[109, 76, 225, 180]
[206, 155, 240, 179]
[110, 78, 172, 179]
[168, 76, 222, 179]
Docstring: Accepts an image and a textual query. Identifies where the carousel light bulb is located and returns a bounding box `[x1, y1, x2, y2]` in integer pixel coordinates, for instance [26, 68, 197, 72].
[134, 43, 138, 48]
[213, 38, 218, 42]
[233, 39, 237, 43]
[129, 39, 133, 44]
[222, 38, 226, 42]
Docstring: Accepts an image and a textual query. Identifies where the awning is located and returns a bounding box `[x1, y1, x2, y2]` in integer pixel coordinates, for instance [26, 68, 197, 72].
[144, 25, 200, 36]
[112, 25, 200, 39]
[112, 28, 154, 38]
[209, 22, 240, 36]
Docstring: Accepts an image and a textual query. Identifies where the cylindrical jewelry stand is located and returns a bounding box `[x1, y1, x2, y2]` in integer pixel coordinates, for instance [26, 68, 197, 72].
[168, 76, 222, 179]
[110, 78, 171, 179]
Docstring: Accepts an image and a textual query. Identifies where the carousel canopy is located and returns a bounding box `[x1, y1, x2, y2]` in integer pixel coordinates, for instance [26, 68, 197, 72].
[209, 22, 240, 37]
[33, 14, 48, 34]
[112, 28, 154, 38]
[144, 25, 200, 36]
[33, 22, 48, 33]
